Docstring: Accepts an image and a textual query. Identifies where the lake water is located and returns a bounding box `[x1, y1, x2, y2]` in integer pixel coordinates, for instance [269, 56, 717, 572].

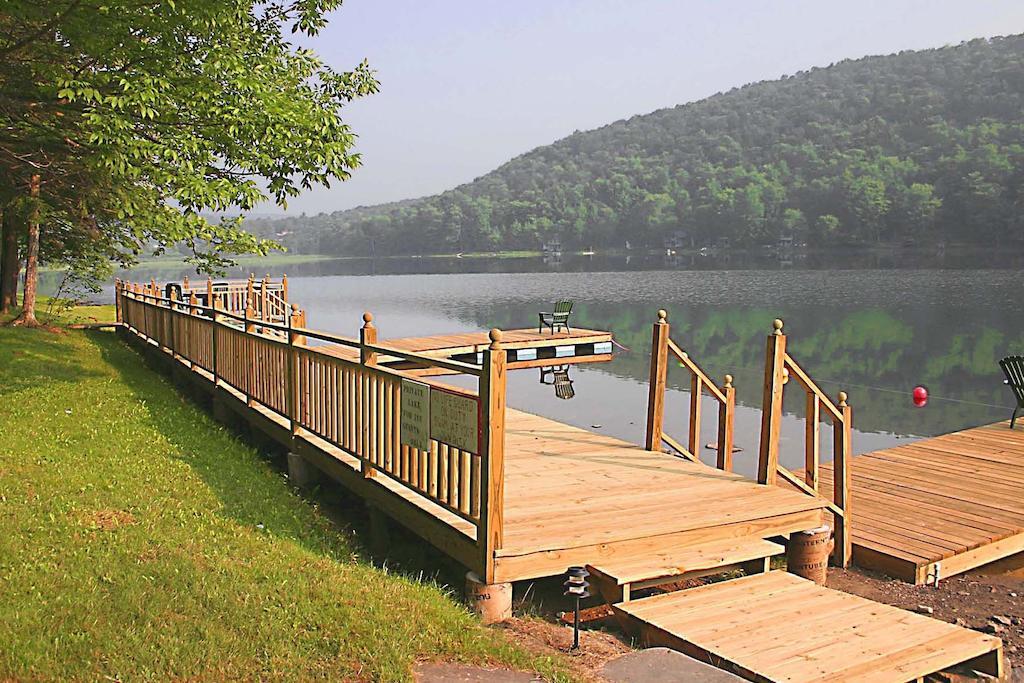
[113, 251, 1024, 479]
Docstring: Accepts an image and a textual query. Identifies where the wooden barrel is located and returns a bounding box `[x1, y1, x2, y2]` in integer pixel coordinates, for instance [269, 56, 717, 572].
[465, 571, 512, 624]
[787, 525, 833, 585]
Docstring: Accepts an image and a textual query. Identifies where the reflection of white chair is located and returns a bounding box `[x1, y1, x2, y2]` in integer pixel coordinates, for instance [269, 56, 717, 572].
[539, 365, 575, 400]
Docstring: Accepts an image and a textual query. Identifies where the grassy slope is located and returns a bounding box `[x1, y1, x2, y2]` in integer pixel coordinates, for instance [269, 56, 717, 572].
[0, 304, 571, 682]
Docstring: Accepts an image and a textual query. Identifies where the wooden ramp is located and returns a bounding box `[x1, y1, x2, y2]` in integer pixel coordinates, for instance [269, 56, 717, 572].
[816, 421, 1024, 584]
[613, 572, 1004, 682]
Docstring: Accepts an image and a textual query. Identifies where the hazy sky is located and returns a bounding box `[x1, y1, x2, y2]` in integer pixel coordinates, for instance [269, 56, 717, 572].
[270, 0, 1024, 216]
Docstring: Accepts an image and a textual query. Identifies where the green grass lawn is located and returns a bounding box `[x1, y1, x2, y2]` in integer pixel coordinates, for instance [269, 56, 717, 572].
[0, 304, 573, 681]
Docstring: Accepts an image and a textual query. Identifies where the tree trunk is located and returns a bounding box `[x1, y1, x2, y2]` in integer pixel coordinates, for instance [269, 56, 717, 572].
[0, 207, 20, 313]
[10, 175, 40, 327]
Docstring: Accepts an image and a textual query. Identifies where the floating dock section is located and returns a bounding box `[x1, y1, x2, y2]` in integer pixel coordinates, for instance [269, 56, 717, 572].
[816, 420, 1024, 584]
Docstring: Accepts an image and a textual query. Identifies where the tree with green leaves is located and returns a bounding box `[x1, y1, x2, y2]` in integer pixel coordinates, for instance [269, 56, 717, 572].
[0, 0, 378, 324]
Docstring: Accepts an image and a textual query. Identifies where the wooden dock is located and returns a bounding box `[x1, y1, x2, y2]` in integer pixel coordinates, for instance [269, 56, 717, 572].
[816, 421, 1024, 584]
[113, 281, 1008, 682]
[319, 327, 614, 376]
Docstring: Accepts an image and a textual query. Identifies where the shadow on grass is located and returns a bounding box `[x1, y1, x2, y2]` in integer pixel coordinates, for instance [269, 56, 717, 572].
[0, 325, 105, 394]
[90, 329, 472, 593]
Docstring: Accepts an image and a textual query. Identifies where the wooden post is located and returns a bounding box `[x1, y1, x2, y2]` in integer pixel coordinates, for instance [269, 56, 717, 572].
[360, 312, 377, 478]
[645, 309, 670, 451]
[281, 274, 289, 304]
[168, 287, 178, 355]
[480, 328, 507, 584]
[261, 274, 269, 322]
[290, 305, 307, 346]
[245, 304, 256, 406]
[688, 372, 702, 456]
[183, 275, 190, 292]
[114, 280, 123, 323]
[287, 304, 303, 436]
[757, 319, 787, 485]
[206, 277, 214, 313]
[717, 374, 736, 471]
[211, 300, 222, 386]
[832, 391, 852, 568]
[360, 312, 377, 365]
[247, 274, 255, 316]
[805, 394, 821, 490]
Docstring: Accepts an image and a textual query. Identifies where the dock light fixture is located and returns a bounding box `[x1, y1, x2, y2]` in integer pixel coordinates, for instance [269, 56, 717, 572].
[563, 566, 590, 651]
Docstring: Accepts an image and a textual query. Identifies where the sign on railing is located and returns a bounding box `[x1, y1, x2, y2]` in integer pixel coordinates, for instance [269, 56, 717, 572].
[400, 378, 431, 451]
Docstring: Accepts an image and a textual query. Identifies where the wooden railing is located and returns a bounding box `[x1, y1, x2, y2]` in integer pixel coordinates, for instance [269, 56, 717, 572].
[645, 310, 737, 470]
[116, 279, 508, 581]
[758, 318, 852, 567]
[173, 274, 290, 324]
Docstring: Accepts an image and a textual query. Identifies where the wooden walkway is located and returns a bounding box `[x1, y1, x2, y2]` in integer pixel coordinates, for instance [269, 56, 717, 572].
[614, 571, 1004, 682]
[817, 421, 1024, 584]
[114, 283, 1012, 681]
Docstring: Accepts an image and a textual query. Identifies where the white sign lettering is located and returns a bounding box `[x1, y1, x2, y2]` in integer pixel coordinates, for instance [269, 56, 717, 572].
[430, 389, 479, 453]
[400, 379, 431, 452]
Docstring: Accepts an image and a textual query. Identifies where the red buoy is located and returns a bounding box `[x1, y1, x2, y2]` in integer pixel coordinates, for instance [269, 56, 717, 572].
[913, 385, 928, 407]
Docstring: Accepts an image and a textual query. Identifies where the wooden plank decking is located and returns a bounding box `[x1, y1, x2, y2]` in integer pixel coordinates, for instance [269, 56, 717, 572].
[493, 410, 826, 582]
[614, 571, 1004, 682]
[383, 327, 611, 355]
[816, 420, 1024, 584]
[318, 327, 613, 374]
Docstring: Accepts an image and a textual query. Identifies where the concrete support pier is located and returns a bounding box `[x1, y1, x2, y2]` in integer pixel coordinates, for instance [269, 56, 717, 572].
[465, 571, 512, 624]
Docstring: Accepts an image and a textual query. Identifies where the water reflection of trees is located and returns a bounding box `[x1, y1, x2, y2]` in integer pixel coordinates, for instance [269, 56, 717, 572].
[474, 304, 1016, 437]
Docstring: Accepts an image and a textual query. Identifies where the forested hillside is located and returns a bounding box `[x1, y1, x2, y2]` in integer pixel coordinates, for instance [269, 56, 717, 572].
[249, 35, 1024, 255]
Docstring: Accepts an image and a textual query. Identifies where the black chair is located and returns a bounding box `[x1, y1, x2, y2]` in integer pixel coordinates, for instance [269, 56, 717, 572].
[999, 355, 1024, 428]
[539, 365, 575, 400]
[538, 299, 573, 334]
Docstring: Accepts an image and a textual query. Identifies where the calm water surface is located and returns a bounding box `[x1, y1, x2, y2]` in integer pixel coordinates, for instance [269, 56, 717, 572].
[117, 252, 1024, 479]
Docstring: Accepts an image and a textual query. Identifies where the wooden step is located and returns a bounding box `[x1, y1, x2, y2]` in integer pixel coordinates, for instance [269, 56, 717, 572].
[587, 536, 784, 602]
[612, 571, 1004, 682]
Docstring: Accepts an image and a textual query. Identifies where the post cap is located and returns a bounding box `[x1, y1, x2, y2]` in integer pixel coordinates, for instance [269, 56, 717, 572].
[657, 309, 667, 323]
[362, 311, 374, 326]
[489, 328, 503, 349]
[772, 318, 784, 335]
[838, 391, 848, 407]
[724, 374, 733, 388]
[291, 303, 300, 313]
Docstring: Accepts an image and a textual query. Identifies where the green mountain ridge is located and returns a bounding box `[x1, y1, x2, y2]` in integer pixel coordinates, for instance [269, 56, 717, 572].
[247, 35, 1024, 255]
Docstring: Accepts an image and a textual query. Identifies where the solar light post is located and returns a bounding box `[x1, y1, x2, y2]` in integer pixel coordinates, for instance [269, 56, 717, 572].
[563, 566, 590, 651]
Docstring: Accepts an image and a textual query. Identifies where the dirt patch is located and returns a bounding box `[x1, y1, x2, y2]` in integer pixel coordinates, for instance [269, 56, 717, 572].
[497, 616, 632, 682]
[80, 509, 137, 531]
[827, 564, 1024, 674]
